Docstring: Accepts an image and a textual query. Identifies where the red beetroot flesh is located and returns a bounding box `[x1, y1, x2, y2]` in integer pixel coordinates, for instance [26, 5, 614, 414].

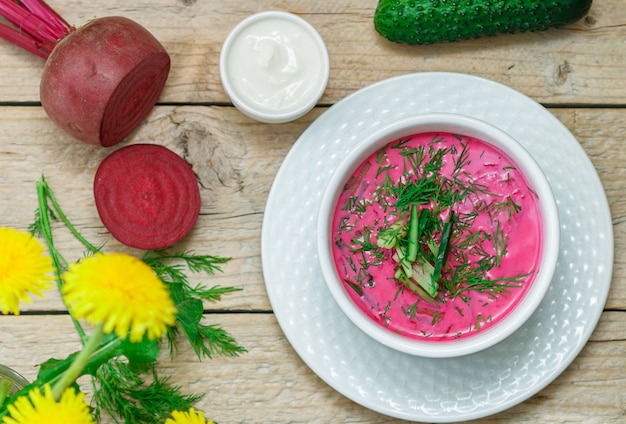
[40, 16, 170, 147]
[94, 144, 200, 250]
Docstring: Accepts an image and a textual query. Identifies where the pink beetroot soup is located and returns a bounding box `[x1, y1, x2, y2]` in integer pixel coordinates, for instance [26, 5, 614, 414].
[331, 131, 543, 341]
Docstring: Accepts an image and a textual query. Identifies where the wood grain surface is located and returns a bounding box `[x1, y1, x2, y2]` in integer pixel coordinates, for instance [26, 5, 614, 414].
[0, 1, 624, 423]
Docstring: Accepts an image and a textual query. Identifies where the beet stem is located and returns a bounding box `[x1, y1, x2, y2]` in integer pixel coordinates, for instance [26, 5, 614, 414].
[0, 22, 50, 58]
[20, 0, 73, 36]
[0, 0, 73, 58]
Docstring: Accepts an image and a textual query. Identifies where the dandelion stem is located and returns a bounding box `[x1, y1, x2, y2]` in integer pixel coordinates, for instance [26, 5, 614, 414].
[35, 176, 87, 342]
[39, 177, 100, 254]
[36, 178, 63, 275]
[52, 323, 105, 401]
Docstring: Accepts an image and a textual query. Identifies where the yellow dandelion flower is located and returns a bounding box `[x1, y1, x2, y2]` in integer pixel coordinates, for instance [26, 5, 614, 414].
[62, 253, 177, 342]
[165, 408, 214, 424]
[0, 227, 54, 315]
[2, 385, 94, 424]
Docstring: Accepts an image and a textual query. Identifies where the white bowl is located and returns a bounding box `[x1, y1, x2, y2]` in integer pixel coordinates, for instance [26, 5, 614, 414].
[317, 113, 560, 358]
[219, 11, 329, 124]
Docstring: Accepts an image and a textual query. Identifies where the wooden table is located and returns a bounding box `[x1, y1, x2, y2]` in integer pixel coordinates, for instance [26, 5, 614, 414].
[0, 1, 624, 423]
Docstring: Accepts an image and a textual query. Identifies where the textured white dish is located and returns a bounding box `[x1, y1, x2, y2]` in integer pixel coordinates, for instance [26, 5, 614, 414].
[261, 72, 613, 422]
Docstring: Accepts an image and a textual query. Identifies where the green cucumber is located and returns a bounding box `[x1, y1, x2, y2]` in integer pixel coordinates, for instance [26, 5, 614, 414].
[374, 0, 592, 45]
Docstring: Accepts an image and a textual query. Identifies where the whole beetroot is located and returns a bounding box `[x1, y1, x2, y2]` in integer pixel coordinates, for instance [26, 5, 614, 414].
[0, 1, 170, 147]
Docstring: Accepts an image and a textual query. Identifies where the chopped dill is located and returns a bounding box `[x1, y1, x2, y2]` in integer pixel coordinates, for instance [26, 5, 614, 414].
[493, 195, 522, 221]
[345, 278, 364, 296]
[335, 132, 531, 303]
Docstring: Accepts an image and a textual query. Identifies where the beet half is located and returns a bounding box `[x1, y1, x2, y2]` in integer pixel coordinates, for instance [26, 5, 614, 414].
[40, 16, 170, 147]
[94, 144, 201, 250]
[0, 1, 170, 147]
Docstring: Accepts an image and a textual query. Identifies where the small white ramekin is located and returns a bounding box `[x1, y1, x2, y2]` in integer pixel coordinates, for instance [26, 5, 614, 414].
[220, 11, 330, 124]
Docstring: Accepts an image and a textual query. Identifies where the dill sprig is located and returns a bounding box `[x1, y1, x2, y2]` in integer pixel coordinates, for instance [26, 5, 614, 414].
[92, 359, 203, 424]
[143, 250, 230, 278]
[142, 250, 247, 360]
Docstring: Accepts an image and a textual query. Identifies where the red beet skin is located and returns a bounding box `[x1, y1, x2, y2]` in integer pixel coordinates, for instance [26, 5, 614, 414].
[40, 16, 170, 147]
[94, 144, 201, 250]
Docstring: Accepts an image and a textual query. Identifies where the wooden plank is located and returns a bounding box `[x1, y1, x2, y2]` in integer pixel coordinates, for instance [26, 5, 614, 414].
[0, 1, 624, 105]
[0, 312, 623, 423]
[0, 106, 624, 312]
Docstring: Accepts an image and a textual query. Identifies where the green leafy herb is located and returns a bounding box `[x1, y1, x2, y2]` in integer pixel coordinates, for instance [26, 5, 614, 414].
[142, 249, 246, 359]
[432, 215, 453, 282]
[92, 359, 203, 424]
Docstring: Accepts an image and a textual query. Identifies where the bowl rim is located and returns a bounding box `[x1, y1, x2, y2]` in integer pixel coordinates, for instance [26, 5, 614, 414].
[0, 364, 29, 391]
[219, 10, 330, 124]
[317, 112, 560, 358]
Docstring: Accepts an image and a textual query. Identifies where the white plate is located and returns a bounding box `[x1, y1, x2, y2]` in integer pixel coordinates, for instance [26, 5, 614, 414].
[261, 72, 613, 422]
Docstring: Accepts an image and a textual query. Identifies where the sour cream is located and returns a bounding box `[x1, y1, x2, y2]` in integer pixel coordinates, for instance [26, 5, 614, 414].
[220, 11, 329, 123]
